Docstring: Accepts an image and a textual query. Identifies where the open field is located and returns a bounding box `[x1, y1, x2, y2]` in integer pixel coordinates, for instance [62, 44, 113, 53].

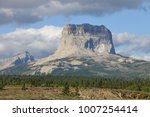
[0, 86, 150, 100]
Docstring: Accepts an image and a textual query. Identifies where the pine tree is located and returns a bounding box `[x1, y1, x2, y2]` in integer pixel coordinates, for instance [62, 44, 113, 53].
[22, 82, 26, 91]
[0, 80, 5, 90]
[75, 86, 80, 96]
[62, 82, 70, 95]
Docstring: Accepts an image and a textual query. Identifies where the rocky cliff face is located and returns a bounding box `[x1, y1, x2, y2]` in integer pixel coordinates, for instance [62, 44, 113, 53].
[0, 51, 34, 70]
[55, 24, 115, 57]
[13, 51, 34, 65]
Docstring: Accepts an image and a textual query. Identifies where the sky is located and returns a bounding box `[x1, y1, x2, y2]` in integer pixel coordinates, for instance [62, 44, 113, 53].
[0, 0, 150, 61]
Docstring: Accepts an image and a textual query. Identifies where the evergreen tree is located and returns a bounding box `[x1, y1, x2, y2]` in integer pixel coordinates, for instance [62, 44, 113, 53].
[22, 82, 26, 91]
[62, 82, 70, 95]
[0, 80, 5, 90]
[75, 86, 80, 96]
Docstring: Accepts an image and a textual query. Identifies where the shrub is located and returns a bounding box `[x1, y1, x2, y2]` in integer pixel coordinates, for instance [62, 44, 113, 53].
[0, 80, 5, 90]
[62, 82, 70, 95]
[22, 83, 26, 91]
[75, 86, 80, 96]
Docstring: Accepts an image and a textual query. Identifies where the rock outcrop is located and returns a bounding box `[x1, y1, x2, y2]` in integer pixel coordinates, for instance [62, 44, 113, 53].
[0, 51, 34, 70]
[55, 24, 115, 57]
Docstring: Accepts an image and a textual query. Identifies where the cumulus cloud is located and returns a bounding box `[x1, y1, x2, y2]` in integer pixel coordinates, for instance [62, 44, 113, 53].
[0, 25, 62, 60]
[0, 0, 49, 8]
[0, 0, 149, 25]
[113, 32, 150, 61]
[131, 55, 150, 61]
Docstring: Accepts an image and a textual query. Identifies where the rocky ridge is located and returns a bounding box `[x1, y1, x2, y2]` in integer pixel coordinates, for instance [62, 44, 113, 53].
[0, 51, 34, 71]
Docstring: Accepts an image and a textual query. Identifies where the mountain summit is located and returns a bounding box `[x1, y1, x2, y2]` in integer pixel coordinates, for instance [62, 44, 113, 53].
[0, 51, 34, 71]
[1, 24, 150, 76]
[55, 24, 115, 57]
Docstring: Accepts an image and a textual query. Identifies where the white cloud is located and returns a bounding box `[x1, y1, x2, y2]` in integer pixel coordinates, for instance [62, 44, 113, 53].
[131, 55, 150, 61]
[0, 25, 62, 59]
[113, 32, 150, 61]
[0, 44, 5, 52]
[0, 0, 149, 25]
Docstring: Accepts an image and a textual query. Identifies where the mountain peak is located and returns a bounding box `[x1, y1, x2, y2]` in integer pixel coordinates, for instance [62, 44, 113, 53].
[0, 51, 35, 70]
[55, 23, 116, 57]
[25, 51, 29, 54]
[62, 23, 109, 35]
[14, 51, 35, 65]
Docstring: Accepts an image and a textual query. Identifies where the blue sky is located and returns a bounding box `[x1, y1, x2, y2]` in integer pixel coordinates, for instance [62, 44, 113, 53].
[0, 0, 150, 60]
[1, 8, 150, 35]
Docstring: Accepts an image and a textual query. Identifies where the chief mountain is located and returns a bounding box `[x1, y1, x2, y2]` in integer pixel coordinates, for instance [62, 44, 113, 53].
[1, 24, 150, 77]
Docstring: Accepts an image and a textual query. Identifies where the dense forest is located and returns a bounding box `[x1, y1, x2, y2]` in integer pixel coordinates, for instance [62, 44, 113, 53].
[0, 75, 150, 93]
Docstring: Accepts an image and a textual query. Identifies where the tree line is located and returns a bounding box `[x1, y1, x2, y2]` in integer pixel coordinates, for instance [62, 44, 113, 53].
[0, 75, 150, 93]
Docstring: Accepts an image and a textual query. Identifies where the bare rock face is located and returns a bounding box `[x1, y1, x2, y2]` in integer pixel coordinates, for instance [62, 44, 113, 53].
[0, 51, 34, 70]
[55, 24, 116, 57]
[13, 51, 35, 65]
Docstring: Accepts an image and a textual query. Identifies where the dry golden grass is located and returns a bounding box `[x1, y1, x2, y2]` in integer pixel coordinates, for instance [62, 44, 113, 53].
[79, 88, 120, 100]
[0, 86, 150, 100]
[0, 86, 80, 100]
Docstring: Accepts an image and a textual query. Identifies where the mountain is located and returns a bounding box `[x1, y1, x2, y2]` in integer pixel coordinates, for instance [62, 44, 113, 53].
[55, 24, 115, 57]
[0, 24, 150, 77]
[0, 51, 34, 71]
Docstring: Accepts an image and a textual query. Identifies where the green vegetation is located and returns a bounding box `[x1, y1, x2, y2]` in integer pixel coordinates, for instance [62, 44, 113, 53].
[75, 86, 80, 96]
[0, 79, 5, 90]
[21, 82, 26, 91]
[0, 75, 150, 99]
[0, 75, 149, 93]
[62, 82, 70, 95]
